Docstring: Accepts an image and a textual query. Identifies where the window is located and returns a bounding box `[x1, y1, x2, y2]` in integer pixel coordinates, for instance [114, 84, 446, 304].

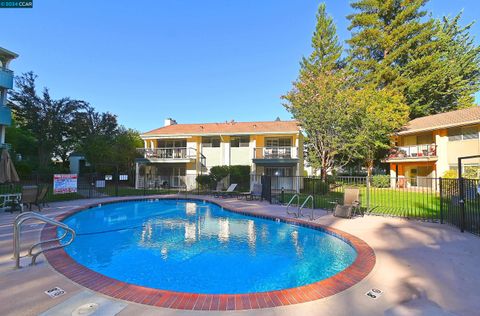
[230, 136, 250, 147]
[265, 167, 293, 176]
[448, 127, 479, 141]
[417, 133, 433, 144]
[202, 136, 220, 147]
[157, 139, 186, 148]
[265, 137, 292, 147]
[462, 127, 479, 140]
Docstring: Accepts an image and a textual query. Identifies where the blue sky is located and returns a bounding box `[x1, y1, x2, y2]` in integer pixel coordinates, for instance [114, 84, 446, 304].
[1, 0, 479, 132]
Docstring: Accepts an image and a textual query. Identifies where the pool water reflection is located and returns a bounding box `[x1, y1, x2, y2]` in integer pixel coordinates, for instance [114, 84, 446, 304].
[61, 199, 357, 294]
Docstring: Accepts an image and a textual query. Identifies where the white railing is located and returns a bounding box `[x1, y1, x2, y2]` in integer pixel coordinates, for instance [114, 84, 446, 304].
[137, 147, 197, 160]
[387, 144, 437, 159]
[137, 175, 188, 189]
[253, 147, 298, 159]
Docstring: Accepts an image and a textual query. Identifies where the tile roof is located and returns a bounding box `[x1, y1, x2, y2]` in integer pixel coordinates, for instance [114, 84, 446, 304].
[141, 120, 300, 137]
[398, 106, 480, 135]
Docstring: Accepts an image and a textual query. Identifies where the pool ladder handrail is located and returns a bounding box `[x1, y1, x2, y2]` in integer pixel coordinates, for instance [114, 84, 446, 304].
[298, 195, 315, 220]
[286, 194, 300, 217]
[13, 212, 76, 269]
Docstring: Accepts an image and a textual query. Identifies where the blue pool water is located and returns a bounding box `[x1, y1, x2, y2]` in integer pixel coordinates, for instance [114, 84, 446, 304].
[60, 199, 357, 294]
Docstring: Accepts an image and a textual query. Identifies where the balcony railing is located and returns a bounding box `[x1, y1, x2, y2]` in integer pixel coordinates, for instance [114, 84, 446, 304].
[0, 67, 14, 89]
[253, 147, 298, 159]
[137, 147, 197, 160]
[387, 144, 437, 160]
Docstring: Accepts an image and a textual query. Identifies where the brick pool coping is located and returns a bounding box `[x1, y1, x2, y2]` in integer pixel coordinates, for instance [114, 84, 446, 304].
[41, 196, 376, 311]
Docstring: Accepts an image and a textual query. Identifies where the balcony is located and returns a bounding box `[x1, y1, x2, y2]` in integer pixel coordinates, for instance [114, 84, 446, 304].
[385, 144, 438, 162]
[0, 106, 11, 125]
[0, 67, 14, 90]
[137, 147, 197, 162]
[253, 147, 299, 163]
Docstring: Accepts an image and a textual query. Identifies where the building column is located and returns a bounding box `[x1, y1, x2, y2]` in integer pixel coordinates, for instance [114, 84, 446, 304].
[0, 125, 5, 144]
[135, 162, 140, 189]
[390, 164, 397, 188]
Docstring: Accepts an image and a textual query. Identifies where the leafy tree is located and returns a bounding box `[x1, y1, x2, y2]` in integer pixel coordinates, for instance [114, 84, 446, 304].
[284, 70, 358, 180]
[112, 127, 143, 171]
[5, 118, 38, 162]
[350, 87, 409, 176]
[9, 72, 88, 169]
[347, 0, 480, 118]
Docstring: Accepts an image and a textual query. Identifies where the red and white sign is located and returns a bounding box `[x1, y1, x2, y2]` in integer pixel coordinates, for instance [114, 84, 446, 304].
[53, 174, 78, 194]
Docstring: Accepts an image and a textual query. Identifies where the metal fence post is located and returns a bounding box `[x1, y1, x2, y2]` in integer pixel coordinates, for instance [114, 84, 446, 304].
[459, 176, 465, 233]
[439, 177, 443, 224]
[115, 170, 119, 197]
[366, 176, 371, 212]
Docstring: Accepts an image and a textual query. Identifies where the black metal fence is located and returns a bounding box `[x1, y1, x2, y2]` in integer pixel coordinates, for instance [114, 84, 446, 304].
[1, 172, 478, 235]
[251, 174, 479, 235]
[440, 178, 480, 236]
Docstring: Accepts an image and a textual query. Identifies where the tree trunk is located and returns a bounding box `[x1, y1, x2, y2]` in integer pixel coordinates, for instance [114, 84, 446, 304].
[38, 145, 51, 169]
[366, 159, 374, 177]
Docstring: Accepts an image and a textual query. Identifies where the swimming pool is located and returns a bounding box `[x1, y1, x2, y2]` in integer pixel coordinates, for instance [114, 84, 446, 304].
[59, 199, 357, 295]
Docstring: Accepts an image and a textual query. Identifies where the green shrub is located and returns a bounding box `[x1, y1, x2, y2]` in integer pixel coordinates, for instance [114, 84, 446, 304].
[209, 166, 230, 182]
[229, 165, 250, 191]
[371, 175, 390, 188]
[442, 169, 458, 179]
[195, 174, 214, 190]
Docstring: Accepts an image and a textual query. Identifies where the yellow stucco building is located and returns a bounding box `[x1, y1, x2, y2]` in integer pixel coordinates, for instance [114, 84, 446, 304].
[386, 107, 480, 188]
[135, 119, 304, 190]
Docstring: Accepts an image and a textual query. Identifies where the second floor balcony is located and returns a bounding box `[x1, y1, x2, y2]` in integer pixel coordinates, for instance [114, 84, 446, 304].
[0, 67, 14, 90]
[253, 147, 298, 160]
[386, 144, 437, 162]
[137, 147, 198, 162]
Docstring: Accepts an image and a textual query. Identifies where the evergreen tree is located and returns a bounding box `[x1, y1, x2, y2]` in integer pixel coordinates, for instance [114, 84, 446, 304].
[284, 3, 351, 179]
[347, 0, 480, 118]
[429, 13, 480, 113]
[300, 3, 343, 76]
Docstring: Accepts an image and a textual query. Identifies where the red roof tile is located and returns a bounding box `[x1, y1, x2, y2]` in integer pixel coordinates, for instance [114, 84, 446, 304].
[398, 106, 480, 135]
[142, 120, 300, 137]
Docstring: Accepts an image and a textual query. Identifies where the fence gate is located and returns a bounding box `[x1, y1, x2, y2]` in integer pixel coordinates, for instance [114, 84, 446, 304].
[440, 177, 480, 236]
[261, 175, 272, 202]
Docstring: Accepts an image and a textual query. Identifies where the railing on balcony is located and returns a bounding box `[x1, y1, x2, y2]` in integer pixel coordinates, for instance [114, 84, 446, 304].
[0, 67, 14, 89]
[137, 147, 197, 160]
[253, 147, 298, 159]
[387, 144, 437, 160]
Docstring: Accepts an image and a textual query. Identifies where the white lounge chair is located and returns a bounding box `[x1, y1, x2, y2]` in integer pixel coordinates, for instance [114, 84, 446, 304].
[213, 183, 238, 198]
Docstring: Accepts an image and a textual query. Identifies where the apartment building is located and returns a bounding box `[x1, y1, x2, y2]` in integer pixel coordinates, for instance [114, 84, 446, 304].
[386, 107, 480, 188]
[0, 47, 18, 146]
[135, 119, 304, 189]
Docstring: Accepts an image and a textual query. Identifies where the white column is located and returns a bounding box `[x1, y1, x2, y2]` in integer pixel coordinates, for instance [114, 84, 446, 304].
[135, 162, 140, 189]
[224, 141, 230, 166]
[0, 125, 5, 144]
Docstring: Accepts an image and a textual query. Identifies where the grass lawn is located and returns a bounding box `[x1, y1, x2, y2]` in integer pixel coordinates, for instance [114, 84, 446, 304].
[282, 187, 441, 220]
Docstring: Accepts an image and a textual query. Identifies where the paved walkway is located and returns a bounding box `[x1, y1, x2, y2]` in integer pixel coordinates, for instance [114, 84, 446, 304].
[0, 195, 478, 316]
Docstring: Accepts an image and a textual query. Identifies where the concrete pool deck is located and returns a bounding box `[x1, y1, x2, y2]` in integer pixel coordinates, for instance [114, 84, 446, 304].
[0, 195, 478, 316]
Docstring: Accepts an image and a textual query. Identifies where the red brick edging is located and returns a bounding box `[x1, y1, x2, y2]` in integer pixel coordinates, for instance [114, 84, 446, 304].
[41, 197, 376, 310]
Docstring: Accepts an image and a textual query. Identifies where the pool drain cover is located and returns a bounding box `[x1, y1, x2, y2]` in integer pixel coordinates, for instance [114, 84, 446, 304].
[72, 303, 99, 316]
[365, 288, 383, 299]
[45, 287, 66, 298]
